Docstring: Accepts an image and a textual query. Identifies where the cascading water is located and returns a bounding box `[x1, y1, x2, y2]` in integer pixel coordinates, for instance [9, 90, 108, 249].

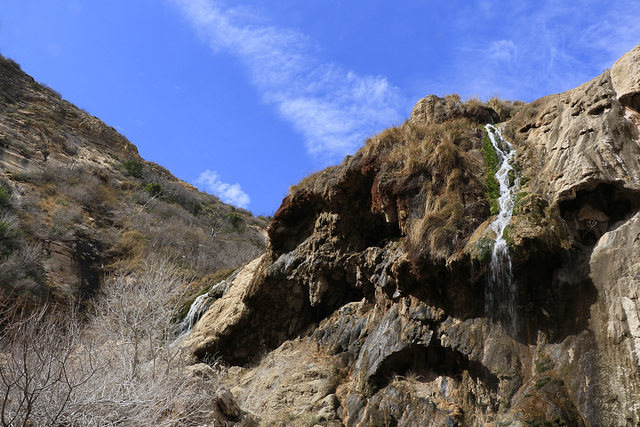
[484, 124, 520, 334]
[176, 279, 232, 338]
[178, 293, 214, 336]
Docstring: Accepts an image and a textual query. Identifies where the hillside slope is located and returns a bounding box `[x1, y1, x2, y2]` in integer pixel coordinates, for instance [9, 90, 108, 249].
[0, 55, 267, 307]
[182, 44, 640, 426]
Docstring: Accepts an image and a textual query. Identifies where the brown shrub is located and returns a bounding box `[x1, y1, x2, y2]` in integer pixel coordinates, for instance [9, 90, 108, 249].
[110, 229, 148, 260]
[485, 97, 526, 122]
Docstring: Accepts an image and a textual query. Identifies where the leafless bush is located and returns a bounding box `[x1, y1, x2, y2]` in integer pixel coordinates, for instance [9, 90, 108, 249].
[93, 256, 190, 372]
[38, 163, 74, 183]
[131, 188, 152, 206]
[0, 212, 18, 231]
[0, 211, 45, 295]
[72, 255, 223, 425]
[68, 353, 222, 426]
[62, 174, 103, 207]
[162, 181, 208, 215]
[150, 199, 196, 224]
[49, 204, 83, 237]
[0, 305, 96, 426]
[1, 256, 225, 425]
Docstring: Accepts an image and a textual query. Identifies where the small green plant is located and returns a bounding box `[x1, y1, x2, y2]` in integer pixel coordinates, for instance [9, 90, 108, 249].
[9, 172, 32, 183]
[501, 398, 511, 413]
[474, 236, 495, 263]
[144, 183, 162, 198]
[123, 159, 143, 178]
[513, 191, 529, 211]
[482, 131, 500, 215]
[535, 353, 554, 373]
[508, 169, 517, 187]
[17, 143, 32, 159]
[226, 212, 244, 230]
[0, 186, 11, 206]
[0, 222, 21, 257]
[534, 376, 553, 389]
[502, 224, 515, 247]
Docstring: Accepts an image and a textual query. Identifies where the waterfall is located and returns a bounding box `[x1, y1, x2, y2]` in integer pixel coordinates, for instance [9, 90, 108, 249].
[484, 124, 520, 334]
[178, 293, 213, 335]
[177, 279, 231, 337]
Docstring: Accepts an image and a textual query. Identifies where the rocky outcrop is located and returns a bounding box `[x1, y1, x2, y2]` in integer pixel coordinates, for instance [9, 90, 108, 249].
[183, 44, 640, 425]
[507, 66, 640, 209]
[612, 44, 640, 112]
[222, 340, 343, 425]
[410, 94, 500, 126]
[587, 212, 640, 419]
[0, 56, 139, 172]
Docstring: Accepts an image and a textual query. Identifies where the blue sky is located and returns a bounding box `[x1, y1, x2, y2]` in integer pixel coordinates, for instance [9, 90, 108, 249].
[1, 1, 639, 214]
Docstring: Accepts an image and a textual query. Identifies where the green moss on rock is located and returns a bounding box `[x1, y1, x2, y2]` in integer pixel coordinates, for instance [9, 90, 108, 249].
[482, 131, 501, 216]
[471, 235, 495, 263]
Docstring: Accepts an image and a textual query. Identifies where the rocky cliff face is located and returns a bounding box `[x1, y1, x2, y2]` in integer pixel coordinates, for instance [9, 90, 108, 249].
[183, 44, 640, 426]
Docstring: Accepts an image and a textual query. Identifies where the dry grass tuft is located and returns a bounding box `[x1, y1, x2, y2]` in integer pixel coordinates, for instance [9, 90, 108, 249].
[485, 97, 526, 122]
[360, 116, 489, 264]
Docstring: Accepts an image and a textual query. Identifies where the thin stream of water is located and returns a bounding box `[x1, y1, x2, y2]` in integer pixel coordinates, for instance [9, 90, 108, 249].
[178, 293, 214, 336]
[484, 124, 520, 334]
[176, 279, 232, 339]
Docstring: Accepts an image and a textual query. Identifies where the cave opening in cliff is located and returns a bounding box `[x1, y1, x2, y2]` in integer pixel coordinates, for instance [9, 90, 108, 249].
[559, 182, 639, 246]
[372, 342, 499, 395]
[310, 278, 367, 324]
[620, 93, 640, 113]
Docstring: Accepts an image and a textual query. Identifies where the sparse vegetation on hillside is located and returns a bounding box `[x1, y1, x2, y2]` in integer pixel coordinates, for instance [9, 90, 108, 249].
[18, 159, 264, 293]
[0, 54, 267, 309]
[0, 179, 46, 302]
[0, 55, 262, 425]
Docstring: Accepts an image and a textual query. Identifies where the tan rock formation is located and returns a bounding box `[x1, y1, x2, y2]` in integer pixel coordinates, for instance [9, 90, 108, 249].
[182, 44, 640, 426]
[588, 212, 640, 419]
[221, 340, 342, 425]
[508, 69, 640, 207]
[612, 43, 640, 111]
[181, 256, 264, 361]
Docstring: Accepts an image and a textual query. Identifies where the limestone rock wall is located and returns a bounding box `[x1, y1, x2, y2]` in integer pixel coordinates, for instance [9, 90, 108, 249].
[183, 44, 640, 426]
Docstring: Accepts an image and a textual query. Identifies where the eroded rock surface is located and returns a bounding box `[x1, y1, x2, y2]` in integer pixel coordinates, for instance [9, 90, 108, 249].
[183, 44, 640, 425]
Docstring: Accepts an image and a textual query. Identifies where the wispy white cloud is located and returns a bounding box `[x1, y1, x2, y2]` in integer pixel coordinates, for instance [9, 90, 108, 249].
[443, 1, 640, 102]
[196, 169, 250, 208]
[488, 40, 517, 64]
[169, 0, 403, 163]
